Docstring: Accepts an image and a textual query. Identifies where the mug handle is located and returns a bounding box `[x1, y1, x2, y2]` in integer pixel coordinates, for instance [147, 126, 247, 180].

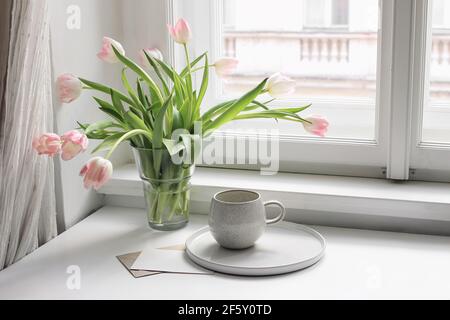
[263, 200, 286, 225]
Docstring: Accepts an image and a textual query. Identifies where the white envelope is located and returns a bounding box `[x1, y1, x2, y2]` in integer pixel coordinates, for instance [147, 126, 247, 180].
[130, 248, 213, 275]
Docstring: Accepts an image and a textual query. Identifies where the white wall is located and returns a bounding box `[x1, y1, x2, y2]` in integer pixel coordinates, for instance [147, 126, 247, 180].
[120, 0, 173, 91]
[49, 0, 129, 230]
[48, 0, 171, 231]
[121, 0, 169, 63]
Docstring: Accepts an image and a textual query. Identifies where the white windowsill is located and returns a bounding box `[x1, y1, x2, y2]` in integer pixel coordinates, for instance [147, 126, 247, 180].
[1, 206, 449, 299]
[99, 164, 450, 235]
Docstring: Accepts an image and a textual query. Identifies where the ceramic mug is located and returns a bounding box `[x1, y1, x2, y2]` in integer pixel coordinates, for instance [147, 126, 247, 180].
[209, 189, 286, 249]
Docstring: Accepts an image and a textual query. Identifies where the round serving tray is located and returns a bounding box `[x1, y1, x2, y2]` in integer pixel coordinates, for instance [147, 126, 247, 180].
[185, 222, 326, 276]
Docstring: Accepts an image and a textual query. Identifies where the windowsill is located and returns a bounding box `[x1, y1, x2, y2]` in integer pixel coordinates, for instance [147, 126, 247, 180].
[1, 206, 449, 299]
[98, 164, 450, 236]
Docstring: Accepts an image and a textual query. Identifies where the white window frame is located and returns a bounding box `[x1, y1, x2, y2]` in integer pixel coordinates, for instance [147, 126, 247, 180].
[409, 0, 450, 182]
[164, 0, 450, 182]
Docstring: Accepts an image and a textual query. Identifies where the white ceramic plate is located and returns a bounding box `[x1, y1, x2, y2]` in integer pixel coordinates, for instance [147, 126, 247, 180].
[185, 222, 326, 276]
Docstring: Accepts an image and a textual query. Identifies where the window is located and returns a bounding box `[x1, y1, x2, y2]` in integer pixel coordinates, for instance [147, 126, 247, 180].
[174, 0, 450, 181]
[422, 0, 450, 143]
[304, 0, 349, 29]
[222, 0, 236, 31]
[218, 0, 378, 141]
[431, 0, 446, 28]
[410, 0, 450, 181]
[332, 0, 349, 26]
[304, 0, 327, 28]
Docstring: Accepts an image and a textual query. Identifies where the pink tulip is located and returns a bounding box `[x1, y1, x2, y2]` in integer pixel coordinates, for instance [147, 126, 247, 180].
[139, 48, 163, 69]
[266, 73, 296, 98]
[60, 130, 89, 161]
[303, 115, 329, 137]
[79, 157, 113, 190]
[97, 37, 125, 63]
[214, 57, 239, 77]
[32, 133, 61, 157]
[56, 74, 82, 103]
[167, 18, 192, 44]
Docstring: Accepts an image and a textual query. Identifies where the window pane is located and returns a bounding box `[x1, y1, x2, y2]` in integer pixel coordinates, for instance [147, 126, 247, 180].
[432, 0, 445, 28]
[422, 0, 450, 143]
[223, 0, 236, 30]
[304, 0, 326, 28]
[219, 0, 380, 139]
[332, 0, 349, 26]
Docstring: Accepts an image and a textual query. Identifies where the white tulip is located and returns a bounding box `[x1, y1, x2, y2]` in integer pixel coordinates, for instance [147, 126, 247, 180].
[266, 73, 296, 98]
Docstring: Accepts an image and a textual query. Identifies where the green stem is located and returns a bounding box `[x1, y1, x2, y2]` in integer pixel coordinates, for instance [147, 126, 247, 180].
[148, 190, 159, 222]
[183, 44, 194, 126]
[185, 65, 215, 75]
[105, 129, 153, 159]
[183, 44, 193, 78]
[166, 166, 185, 220]
[167, 192, 181, 221]
[156, 192, 166, 224]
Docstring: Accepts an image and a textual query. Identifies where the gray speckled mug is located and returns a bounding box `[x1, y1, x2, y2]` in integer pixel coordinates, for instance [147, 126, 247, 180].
[209, 190, 286, 249]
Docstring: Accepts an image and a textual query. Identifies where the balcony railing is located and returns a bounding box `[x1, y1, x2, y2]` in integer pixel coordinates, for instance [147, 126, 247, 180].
[224, 31, 450, 78]
[299, 35, 350, 63]
[222, 31, 450, 99]
[431, 35, 450, 66]
[223, 31, 377, 79]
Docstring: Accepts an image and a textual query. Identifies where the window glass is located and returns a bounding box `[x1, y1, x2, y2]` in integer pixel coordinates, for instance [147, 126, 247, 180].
[332, 0, 349, 26]
[304, 0, 327, 28]
[422, 0, 450, 143]
[432, 0, 445, 28]
[219, 0, 380, 139]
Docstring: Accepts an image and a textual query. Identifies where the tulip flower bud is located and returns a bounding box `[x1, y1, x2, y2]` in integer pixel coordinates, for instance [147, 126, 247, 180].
[56, 74, 82, 103]
[303, 115, 329, 137]
[79, 157, 113, 190]
[97, 37, 125, 63]
[32, 133, 61, 157]
[139, 48, 163, 69]
[214, 57, 239, 77]
[61, 130, 89, 161]
[266, 73, 296, 98]
[167, 18, 192, 44]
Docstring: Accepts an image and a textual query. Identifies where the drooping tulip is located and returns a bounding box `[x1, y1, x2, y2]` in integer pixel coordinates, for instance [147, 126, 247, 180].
[97, 37, 125, 63]
[266, 73, 296, 98]
[214, 57, 239, 77]
[139, 48, 163, 69]
[56, 74, 82, 103]
[302, 115, 329, 137]
[32, 133, 61, 157]
[167, 18, 192, 44]
[79, 157, 113, 190]
[60, 130, 89, 161]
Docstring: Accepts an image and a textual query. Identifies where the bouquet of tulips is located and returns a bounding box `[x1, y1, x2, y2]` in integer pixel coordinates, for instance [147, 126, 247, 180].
[33, 18, 328, 228]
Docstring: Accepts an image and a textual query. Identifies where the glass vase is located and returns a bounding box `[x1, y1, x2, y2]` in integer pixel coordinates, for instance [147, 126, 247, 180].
[133, 147, 195, 231]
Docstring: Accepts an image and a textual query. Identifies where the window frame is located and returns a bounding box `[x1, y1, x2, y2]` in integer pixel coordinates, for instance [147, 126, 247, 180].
[409, 0, 450, 182]
[166, 0, 450, 182]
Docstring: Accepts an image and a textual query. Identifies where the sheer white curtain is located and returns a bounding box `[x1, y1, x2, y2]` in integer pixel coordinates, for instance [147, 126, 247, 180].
[0, 0, 58, 270]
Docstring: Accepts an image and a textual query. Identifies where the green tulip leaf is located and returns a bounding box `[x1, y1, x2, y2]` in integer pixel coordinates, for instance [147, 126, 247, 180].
[79, 77, 134, 106]
[203, 78, 268, 135]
